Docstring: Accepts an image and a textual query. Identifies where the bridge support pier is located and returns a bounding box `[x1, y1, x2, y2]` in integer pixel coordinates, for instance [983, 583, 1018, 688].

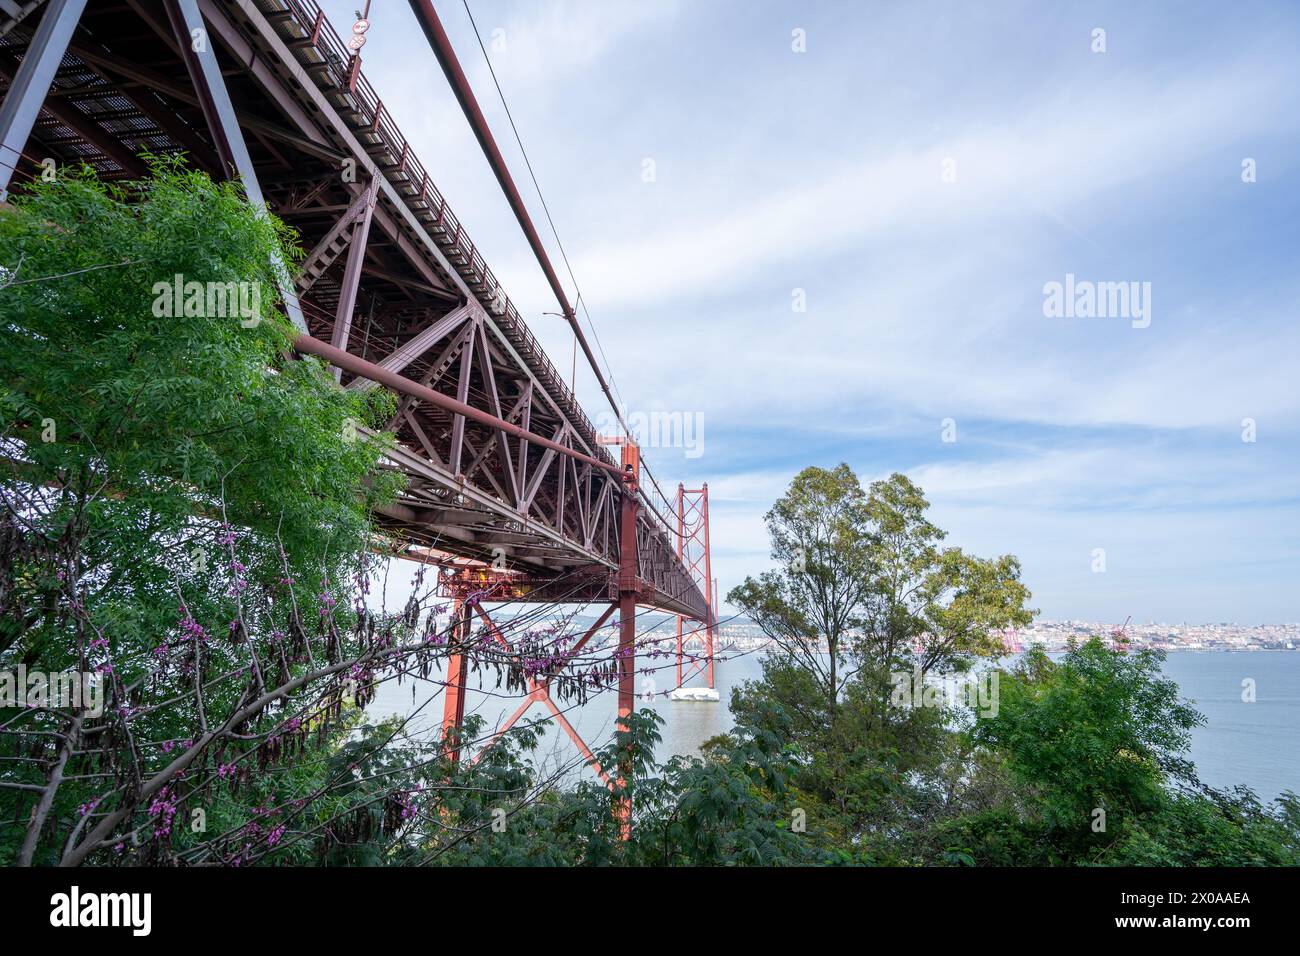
[440, 598, 469, 766]
[615, 443, 641, 838]
[456, 600, 611, 783]
[432, 442, 646, 837]
[441, 598, 613, 785]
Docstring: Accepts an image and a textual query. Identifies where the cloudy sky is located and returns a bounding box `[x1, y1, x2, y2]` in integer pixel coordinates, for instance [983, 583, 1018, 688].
[319, 0, 1299, 624]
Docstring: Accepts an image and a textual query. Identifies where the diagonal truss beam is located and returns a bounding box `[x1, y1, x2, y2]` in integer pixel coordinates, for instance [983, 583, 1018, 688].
[329, 176, 378, 372]
[0, 0, 88, 199]
[294, 333, 621, 477]
[161, 0, 306, 331]
[296, 178, 377, 294]
[348, 302, 473, 388]
[461, 603, 611, 785]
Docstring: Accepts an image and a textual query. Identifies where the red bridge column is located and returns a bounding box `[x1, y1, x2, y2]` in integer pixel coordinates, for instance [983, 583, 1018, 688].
[616, 442, 641, 838]
[675, 482, 685, 688]
[702, 483, 715, 690]
[441, 598, 469, 765]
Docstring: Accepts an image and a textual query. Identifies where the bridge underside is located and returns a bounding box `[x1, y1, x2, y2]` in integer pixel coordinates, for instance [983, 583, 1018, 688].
[0, 0, 707, 620]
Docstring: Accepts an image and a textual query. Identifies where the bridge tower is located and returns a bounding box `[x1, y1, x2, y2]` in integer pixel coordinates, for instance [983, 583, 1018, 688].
[671, 484, 719, 701]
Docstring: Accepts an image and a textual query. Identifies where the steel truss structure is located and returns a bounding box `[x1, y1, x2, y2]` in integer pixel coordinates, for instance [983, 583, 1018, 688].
[0, 0, 717, 814]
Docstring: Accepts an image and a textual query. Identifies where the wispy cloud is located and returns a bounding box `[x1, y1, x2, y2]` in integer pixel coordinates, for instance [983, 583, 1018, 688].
[562, 60, 1294, 310]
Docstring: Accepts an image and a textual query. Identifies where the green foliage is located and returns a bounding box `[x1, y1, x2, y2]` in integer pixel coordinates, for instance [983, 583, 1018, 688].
[1109, 786, 1300, 866]
[928, 640, 1300, 865]
[724, 465, 1039, 862]
[855, 471, 1034, 678]
[0, 161, 402, 864]
[423, 708, 829, 867]
[728, 466, 1034, 725]
[721, 466, 1296, 868]
[978, 642, 1201, 822]
[1, 157, 398, 577]
[727, 464, 875, 714]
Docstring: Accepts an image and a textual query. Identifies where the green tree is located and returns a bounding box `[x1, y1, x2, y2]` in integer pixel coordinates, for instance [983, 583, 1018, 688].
[727, 467, 1033, 857]
[729, 467, 1032, 730]
[727, 464, 874, 720]
[0, 160, 404, 865]
[855, 473, 1033, 709]
[421, 709, 828, 867]
[933, 640, 1300, 865]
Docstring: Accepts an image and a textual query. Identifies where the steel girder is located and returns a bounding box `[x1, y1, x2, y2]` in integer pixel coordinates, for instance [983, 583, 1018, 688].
[0, 0, 710, 620]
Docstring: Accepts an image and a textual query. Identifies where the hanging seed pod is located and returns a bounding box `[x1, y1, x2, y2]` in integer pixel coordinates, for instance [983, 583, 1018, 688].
[325, 619, 341, 665]
[402, 594, 420, 630]
[288, 611, 308, 660]
[0, 517, 22, 616]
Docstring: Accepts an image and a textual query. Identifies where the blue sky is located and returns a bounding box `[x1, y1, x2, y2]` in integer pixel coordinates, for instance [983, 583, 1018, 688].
[320, 1, 1299, 624]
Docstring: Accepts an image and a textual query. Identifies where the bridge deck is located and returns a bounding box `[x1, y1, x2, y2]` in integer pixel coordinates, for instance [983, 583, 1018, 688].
[0, 0, 707, 619]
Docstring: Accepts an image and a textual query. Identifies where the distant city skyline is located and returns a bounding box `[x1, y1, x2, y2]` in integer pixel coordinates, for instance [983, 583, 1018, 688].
[321, 0, 1300, 624]
[712, 617, 1300, 653]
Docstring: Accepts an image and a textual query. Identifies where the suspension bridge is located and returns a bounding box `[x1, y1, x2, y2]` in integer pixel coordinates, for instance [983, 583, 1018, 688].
[0, 0, 719, 797]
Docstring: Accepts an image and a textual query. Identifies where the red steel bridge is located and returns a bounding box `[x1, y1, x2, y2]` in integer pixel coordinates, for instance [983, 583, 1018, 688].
[0, 0, 717, 797]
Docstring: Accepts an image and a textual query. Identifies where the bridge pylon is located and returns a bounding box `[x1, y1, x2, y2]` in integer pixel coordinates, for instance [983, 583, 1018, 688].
[670, 483, 720, 702]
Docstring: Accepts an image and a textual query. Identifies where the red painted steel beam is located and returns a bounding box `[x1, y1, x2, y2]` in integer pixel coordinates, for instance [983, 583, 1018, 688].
[404, 0, 623, 431]
[564, 604, 616, 663]
[461, 603, 612, 784]
[292, 333, 623, 479]
[440, 598, 469, 764]
[702, 482, 715, 689]
[330, 176, 379, 379]
[615, 443, 640, 837]
[673, 484, 717, 689]
[675, 482, 684, 688]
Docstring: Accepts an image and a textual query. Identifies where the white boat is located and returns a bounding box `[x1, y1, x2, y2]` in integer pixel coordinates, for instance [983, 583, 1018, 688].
[669, 686, 721, 702]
